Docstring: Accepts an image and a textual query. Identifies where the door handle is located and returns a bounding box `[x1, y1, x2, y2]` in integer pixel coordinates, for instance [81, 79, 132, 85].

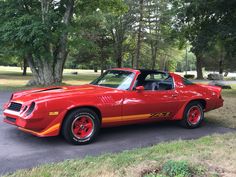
[172, 94, 178, 97]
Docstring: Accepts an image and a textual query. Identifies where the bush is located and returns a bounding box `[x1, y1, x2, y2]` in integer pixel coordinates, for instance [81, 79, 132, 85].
[162, 160, 191, 177]
[143, 160, 209, 177]
[184, 74, 195, 79]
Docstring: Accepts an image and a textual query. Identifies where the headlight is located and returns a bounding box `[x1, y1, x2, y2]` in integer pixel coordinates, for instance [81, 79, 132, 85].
[25, 102, 35, 116]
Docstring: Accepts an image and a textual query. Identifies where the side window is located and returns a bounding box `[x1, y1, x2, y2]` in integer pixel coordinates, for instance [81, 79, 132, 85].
[145, 73, 168, 81]
[143, 73, 174, 91]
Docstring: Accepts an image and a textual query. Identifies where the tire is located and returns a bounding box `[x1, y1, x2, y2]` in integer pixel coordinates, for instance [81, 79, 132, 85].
[180, 101, 204, 128]
[62, 108, 101, 145]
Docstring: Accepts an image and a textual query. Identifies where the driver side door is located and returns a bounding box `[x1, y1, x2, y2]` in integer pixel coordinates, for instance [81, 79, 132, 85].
[122, 73, 182, 123]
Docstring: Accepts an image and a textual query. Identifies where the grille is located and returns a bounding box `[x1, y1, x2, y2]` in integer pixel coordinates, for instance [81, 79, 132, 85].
[5, 117, 16, 123]
[8, 102, 22, 112]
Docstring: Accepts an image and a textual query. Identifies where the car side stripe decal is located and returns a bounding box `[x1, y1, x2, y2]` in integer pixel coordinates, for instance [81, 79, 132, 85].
[102, 114, 151, 123]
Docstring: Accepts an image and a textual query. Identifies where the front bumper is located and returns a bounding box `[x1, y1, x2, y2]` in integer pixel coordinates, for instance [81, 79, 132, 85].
[3, 109, 62, 137]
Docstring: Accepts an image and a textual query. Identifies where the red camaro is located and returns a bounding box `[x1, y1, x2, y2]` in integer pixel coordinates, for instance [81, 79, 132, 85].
[3, 68, 223, 144]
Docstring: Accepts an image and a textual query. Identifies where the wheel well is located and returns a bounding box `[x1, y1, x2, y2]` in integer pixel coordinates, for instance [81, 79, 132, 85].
[60, 106, 102, 134]
[188, 99, 206, 109]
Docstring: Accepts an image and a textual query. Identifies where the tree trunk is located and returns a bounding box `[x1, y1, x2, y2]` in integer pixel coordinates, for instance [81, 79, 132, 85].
[101, 61, 104, 75]
[26, 0, 74, 85]
[131, 52, 134, 68]
[113, 34, 123, 68]
[94, 66, 98, 73]
[100, 38, 105, 75]
[134, 0, 144, 69]
[22, 57, 27, 76]
[151, 47, 157, 70]
[117, 54, 122, 68]
[219, 60, 223, 74]
[26, 53, 55, 85]
[112, 29, 123, 68]
[53, 0, 74, 83]
[101, 51, 104, 75]
[196, 54, 203, 79]
[26, 53, 39, 85]
[116, 44, 122, 68]
[147, 0, 158, 70]
[219, 45, 224, 74]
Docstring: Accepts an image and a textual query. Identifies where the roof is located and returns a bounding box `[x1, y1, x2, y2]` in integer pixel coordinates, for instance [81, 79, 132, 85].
[110, 68, 168, 75]
[138, 69, 168, 74]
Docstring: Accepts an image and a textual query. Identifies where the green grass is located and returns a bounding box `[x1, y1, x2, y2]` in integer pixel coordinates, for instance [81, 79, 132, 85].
[222, 88, 236, 97]
[205, 85, 236, 129]
[0, 66, 99, 91]
[5, 133, 236, 177]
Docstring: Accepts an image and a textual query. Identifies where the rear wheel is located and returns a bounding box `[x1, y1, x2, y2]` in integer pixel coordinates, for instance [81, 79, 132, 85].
[180, 101, 204, 128]
[62, 108, 100, 145]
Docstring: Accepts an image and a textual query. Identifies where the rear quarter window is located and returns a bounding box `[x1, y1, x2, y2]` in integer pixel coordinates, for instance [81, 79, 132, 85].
[182, 78, 194, 85]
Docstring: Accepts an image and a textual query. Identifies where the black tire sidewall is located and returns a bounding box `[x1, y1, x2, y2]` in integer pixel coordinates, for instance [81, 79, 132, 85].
[62, 108, 100, 145]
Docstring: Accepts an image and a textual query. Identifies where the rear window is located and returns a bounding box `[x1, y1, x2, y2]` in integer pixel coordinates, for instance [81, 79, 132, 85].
[182, 78, 194, 85]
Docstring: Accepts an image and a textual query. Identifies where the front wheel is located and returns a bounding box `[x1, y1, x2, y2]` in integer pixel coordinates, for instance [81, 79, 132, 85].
[62, 108, 100, 145]
[180, 101, 204, 128]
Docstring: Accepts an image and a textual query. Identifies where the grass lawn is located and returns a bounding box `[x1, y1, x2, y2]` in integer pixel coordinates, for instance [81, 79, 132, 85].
[5, 133, 236, 177]
[0, 66, 100, 91]
[205, 85, 236, 129]
[206, 92, 236, 129]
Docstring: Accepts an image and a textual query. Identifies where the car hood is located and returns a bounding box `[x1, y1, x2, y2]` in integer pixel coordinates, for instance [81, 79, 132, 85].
[10, 84, 115, 103]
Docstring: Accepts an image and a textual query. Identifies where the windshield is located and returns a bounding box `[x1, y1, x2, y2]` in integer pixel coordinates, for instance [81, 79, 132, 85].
[91, 70, 135, 90]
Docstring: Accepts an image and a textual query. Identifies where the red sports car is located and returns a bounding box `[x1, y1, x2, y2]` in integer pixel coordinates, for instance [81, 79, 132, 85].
[3, 68, 223, 144]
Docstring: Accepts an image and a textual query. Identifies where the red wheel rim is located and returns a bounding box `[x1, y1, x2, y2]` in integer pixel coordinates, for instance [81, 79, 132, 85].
[187, 106, 201, 125]
[71, 115, 94, 139]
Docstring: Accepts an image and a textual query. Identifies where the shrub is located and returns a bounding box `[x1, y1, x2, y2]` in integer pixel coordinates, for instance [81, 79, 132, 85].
[162, 160, 191, 177]
[143, 160, 208, 177]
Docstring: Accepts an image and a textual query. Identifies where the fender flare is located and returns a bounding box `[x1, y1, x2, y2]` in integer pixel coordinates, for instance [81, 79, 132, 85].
[174, 99, 206, 120]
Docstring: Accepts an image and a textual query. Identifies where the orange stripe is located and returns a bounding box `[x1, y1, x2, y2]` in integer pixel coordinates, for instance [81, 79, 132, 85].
[19, 123, 60, 136]
[102, 114, 151, 123]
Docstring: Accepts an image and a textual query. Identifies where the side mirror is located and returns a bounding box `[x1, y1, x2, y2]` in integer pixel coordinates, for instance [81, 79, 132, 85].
[135, 86, 144, 92]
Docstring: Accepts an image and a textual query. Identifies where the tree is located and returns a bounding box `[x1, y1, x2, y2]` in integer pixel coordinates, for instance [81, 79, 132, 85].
[70, 10, 114, 74]
[0, 0, 125, 85]
[0, 0, 74, 85]
[145, 0, 174, 70]
[134, 0, 145, 69]
[174, 0, 236, 78]
[106, 1, 135, 68]
[173, 0, 209, 78]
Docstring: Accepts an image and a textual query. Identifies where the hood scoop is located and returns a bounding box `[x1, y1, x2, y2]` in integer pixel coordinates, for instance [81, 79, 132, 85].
[34, 87, 63, 93]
